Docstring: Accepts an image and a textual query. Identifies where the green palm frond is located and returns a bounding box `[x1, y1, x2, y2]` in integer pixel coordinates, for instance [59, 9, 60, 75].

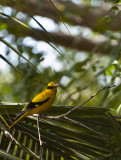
[0, 103, 121, 159]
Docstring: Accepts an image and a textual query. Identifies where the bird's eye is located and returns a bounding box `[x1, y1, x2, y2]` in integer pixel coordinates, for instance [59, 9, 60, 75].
[47, 86, 54, 89]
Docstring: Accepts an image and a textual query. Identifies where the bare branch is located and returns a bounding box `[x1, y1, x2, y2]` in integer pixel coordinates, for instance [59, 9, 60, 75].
[37, 116, 43, 160]
[5, 0, 121, 31]
[1, 18, 115, 54]
[1, 128, 40, 159]
[62, 85, 116, 116]
[45, 85, 116, 119]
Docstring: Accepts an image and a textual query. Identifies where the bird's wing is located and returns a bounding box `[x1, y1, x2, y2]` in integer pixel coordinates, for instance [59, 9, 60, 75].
[22, 90, 50, 112]
[23, 97, 49, 111]
[15, 96, 49, 121]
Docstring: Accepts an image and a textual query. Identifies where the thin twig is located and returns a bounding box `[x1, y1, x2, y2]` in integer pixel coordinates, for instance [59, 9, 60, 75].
[64, 85, 116, 116]
[37, 115, 43, 160]
[42, 85, 115, 138]
[47, 85, 116, 118]
[1, 128, 40, 159]
[2, 129, 14, 141]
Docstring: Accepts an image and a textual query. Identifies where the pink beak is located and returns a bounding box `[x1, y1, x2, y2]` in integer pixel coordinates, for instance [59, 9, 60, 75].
[54, 84, 59, 88]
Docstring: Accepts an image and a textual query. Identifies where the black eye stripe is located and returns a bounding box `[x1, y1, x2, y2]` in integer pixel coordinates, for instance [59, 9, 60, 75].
[47, 86, 54, 89]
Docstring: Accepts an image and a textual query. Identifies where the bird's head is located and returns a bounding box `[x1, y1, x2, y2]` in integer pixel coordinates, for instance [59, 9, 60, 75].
[47, 82, 59, 89]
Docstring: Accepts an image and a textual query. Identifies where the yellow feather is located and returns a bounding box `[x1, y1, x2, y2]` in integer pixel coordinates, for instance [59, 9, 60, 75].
[9, 82, 59, 128]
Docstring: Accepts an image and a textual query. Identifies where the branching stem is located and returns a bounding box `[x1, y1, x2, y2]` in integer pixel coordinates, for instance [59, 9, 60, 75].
[45, 85, 116, 118]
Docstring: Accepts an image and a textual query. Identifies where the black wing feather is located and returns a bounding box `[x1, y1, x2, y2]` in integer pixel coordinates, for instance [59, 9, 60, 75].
[14, 97, 49, 120]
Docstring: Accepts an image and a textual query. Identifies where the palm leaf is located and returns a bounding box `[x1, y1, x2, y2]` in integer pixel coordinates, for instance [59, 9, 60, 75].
[0, 103, 121, 159]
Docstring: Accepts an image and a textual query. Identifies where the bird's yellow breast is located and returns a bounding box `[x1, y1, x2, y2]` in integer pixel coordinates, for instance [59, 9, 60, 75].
[30, 88, 57, 114]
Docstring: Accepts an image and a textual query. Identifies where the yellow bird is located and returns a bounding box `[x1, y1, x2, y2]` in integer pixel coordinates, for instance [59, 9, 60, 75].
[9, 82, 59, 128]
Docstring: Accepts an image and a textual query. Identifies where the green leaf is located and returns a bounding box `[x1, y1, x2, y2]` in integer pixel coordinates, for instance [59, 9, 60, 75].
[72, 59, 89, 72]
[0, 150, 21, 160]
[101, 15, 112, 23]
[0, 23, 7, 30]
[105, 64, 116, 76]
[110, 6, 119, 11]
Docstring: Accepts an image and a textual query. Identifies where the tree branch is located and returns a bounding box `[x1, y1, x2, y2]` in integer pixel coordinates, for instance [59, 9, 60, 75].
[1, 18, 115, 54]
[45, 85, 116, 118]
[37, 116, 43, 160]
[4, 0, 121, 31]
[1, 128, 40, 159]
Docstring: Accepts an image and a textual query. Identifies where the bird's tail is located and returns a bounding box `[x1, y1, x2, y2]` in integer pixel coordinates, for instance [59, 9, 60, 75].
[9, 110, 29, 129]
